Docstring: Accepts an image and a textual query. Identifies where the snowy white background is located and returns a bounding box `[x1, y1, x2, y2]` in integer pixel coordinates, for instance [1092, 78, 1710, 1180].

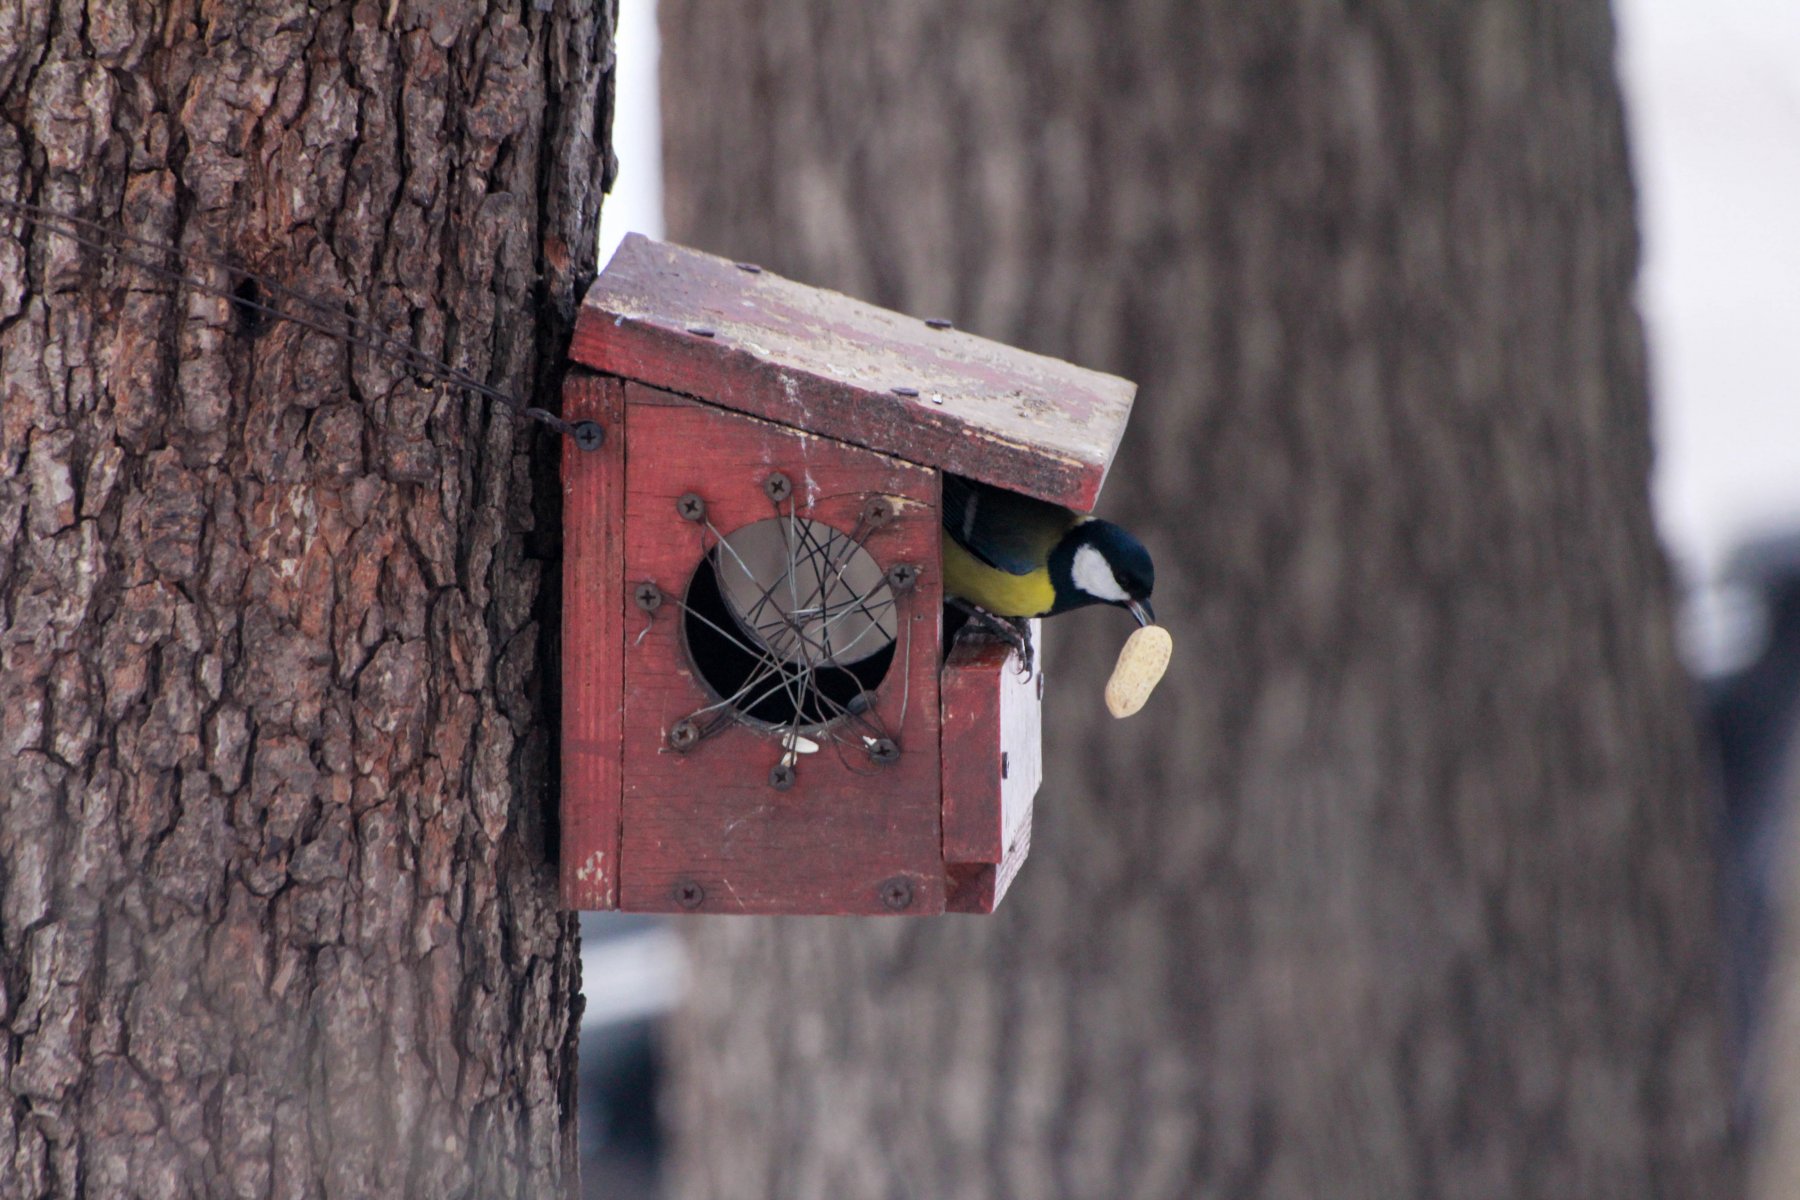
[1619, 0, 1800, 585]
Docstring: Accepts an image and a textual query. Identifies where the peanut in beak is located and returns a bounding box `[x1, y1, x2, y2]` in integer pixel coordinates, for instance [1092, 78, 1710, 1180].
[1104, 624, 1172, 718]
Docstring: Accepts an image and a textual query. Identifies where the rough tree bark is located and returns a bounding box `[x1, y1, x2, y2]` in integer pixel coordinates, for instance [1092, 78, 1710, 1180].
[0, 2, 613, 1196]
[660, 3, 1740, 1198]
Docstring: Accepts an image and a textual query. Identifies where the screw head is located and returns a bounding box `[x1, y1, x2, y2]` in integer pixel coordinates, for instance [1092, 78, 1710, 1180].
[677, 492, 706, 521]
[879, 877, 915, 911]
[687, 326, 716, 338]
[634, 582, 663, 613]
[669, 719, 700, 751]
[769, 762, 796, 791]
[764, 472, 793, 503]
[885, 563, 919, 593]
[869, 737, 900, 765]
[572, 420, 605, 451]
[861, 497, 893, 528]
[890, 386, 919, 397]
[925, 318, 953, 330]
[673, 879, 705, 910]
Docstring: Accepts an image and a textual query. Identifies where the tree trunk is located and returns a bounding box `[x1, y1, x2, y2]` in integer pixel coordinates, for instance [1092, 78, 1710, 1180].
[1753, 667, 1800, 1198]
[0, 2, 613, 1196]
[659, 3, 1740, 1197]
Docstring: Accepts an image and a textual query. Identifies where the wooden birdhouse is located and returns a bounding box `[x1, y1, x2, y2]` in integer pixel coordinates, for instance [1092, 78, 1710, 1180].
[560, 235, 1135, 915]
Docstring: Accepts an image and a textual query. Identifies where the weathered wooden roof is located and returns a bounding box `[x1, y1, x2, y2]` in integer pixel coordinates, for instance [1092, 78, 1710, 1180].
[570, 234, 1137, 511]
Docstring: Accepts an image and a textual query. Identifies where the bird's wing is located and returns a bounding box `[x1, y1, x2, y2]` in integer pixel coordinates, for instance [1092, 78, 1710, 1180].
[941, 475, 1075, 577]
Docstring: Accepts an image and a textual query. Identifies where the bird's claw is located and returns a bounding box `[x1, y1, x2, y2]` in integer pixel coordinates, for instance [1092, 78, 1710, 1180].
[996, 616, 1035, 677]
[948, 599, 1035, 676]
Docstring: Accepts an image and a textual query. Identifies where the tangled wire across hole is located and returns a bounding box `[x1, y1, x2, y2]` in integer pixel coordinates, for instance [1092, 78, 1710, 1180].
[681, 516, 899, 738]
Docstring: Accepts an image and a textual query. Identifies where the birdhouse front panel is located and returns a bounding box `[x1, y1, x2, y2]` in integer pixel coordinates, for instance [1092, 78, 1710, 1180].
[616, 382, 945, 915]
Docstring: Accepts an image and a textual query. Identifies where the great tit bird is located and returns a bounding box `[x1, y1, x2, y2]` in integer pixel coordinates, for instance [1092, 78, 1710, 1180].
[941, 475, 1155, 669]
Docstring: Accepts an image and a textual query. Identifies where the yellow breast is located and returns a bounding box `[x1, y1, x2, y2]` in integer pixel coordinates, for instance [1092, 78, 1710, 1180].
[941, 533, 1056, 618]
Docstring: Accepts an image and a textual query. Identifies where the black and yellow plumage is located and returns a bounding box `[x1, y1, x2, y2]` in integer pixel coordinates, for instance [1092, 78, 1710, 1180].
[940, 475, 1155, 628]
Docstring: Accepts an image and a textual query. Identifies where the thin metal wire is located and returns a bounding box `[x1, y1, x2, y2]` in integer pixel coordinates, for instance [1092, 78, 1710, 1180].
[3, 203, 919, 778]
[770, 505, 894, 747]
[0, 198, 571, 436]
[677, 499, 906, 770]
[664, 540, 847, 745]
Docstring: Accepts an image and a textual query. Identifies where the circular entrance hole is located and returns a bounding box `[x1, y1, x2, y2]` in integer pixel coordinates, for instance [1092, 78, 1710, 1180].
[682, 517, 898, 730]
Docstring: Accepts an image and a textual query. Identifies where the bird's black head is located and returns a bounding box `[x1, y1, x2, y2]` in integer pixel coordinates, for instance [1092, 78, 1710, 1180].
[1052, 519, 1156, 625]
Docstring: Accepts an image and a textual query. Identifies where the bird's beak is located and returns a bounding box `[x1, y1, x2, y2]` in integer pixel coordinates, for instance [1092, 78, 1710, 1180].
[1126, 599, 1155, 627]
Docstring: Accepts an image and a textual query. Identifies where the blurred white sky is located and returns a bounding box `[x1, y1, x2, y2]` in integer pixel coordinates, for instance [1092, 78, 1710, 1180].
[596, 0, 1800, 586]
[1618, 0, 1800, 582]
[597, 1, 663, 268]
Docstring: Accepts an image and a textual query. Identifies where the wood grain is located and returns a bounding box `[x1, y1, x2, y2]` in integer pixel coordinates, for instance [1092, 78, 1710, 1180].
[571, 234, 1135, 512]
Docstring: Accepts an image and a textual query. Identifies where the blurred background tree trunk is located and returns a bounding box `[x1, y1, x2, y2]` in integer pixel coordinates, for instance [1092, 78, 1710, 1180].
[0, 2, 613, 1196]
[1755, 682, 1800, 1197]
[658, 2, 1741, 1197]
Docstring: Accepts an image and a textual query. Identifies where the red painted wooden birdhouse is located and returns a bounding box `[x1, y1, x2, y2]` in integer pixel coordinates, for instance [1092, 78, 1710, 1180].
[560, 235, 1136, 916]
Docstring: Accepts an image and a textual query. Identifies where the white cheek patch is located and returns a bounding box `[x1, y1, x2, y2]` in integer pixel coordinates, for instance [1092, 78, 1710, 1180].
[1072, 544, 1130, 602]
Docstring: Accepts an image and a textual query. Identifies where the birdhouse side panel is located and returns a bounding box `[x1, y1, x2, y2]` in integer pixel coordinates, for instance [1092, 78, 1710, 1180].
[617, 384, 945, 915]
[560, 372, 628, 909]
[940, 632, 1041, 914]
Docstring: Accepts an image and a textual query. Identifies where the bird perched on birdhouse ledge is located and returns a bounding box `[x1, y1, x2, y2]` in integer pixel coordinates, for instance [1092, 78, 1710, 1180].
[560, 235, 1149, 916]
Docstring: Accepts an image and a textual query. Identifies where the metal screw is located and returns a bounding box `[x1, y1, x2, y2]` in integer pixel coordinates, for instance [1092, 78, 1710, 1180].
[885, 563, 919, 593]
[634, 582, 663, 612]
[677, 492, 706, 522]
[669, 719, 700, 751]
[572, 421, 605, 451]
[879, 877, 915, 911]
[736, 262, 763, 274]
[869, 738, 900, 765]
[673, 879, 705, 910]
[769, 762, 796, 791]
[687, 326, 716, 338]
[890, 386, 919, 397]
[925, 318, 953, 330]
[764, 472, 793, 503]
[861, 497, 894, 529]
